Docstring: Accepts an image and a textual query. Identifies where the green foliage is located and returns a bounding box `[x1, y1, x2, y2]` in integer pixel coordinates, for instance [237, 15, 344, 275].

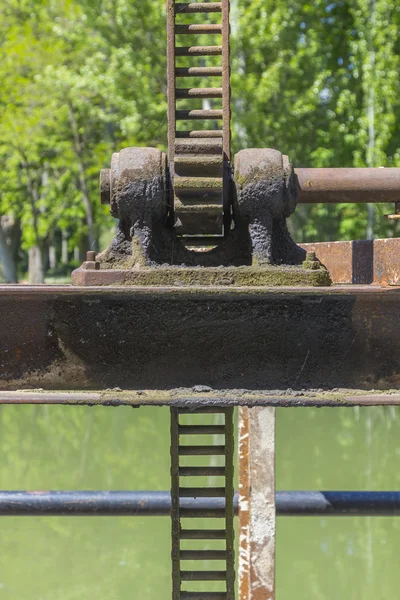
[232, 0, 400, 241]
[0, 0, 168, 280]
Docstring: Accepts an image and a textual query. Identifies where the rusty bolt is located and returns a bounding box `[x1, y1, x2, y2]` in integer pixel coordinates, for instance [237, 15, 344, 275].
[82, 251, 100, 270]
[100, 168, 111, 205]
[303, 251, 321, 271]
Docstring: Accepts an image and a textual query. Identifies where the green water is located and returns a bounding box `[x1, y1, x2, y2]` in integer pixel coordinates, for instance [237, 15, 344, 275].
[0, 405, 399, 599]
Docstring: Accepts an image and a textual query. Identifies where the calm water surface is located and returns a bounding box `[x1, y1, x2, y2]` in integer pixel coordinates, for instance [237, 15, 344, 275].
[0, 405, 399, 599]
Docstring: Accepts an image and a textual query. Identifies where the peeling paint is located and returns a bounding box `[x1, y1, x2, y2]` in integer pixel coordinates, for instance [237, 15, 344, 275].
[239, 407, 276, 600]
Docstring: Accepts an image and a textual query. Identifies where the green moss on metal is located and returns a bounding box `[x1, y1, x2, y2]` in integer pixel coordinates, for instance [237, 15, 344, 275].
[92, 264, 332, 287]
[10, 388, 400, 408]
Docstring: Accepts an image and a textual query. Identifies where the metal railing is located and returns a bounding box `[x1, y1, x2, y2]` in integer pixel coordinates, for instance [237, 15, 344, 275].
[0, 490, 399, 516]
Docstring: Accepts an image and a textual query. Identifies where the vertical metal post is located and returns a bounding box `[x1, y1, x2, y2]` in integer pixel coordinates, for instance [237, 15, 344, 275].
[238, 407, 276, 600]
[170, 408, 180, 600]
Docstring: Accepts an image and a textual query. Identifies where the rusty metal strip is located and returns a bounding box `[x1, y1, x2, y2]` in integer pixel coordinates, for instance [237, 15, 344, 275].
[238, 407, 250, 600]
[239, 407, 275, 600]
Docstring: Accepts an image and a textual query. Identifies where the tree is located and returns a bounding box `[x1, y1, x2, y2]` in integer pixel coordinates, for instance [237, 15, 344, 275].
[232, 0, 400, 242]
[0, 0, 169, 281]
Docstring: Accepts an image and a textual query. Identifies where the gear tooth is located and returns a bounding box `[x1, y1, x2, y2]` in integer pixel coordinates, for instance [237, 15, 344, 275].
[167, 0, 231, 241]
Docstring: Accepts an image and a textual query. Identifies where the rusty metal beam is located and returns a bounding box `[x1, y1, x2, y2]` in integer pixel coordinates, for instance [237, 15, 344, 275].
[1, 285, 400, 400]
[301, 238, 400, 286]
[296, 167, 400, 204]
[239, 407, 275, 600]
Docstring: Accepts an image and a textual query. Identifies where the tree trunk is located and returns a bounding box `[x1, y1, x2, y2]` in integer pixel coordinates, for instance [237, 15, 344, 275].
[49, 245, 56, 270]
[61, 231, 69, 264]
[0, 221, 18, 283]
[28, 246, 45, 284]
[68, 103, 96, 251]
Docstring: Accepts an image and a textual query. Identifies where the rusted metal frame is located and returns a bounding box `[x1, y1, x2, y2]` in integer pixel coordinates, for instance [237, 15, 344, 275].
[2, 285, 400, 395]
[171, 408, 181, 600]
[295, 167, 400, 204]
[239, 407, 275, 600]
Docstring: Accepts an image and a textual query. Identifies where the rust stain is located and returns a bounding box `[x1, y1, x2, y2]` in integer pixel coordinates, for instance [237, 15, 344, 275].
[238, 407, 275, 600]
[15, 348, 22, 361]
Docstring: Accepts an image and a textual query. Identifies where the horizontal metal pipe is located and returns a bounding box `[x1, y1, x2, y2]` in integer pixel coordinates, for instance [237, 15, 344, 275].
[277, 491, 400, 516]
[295, 167, 400, 204]
[1, 491, 400, 516]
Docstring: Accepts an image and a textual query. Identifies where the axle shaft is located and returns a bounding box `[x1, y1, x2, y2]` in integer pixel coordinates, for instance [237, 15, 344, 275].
[296, 167, 400, 204]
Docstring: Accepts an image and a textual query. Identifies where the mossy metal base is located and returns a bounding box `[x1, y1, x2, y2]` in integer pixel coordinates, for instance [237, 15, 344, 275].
[72, 264, 331, 287]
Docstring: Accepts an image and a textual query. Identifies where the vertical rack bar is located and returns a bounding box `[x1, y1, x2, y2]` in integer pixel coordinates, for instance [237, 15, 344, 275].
[167, 0, 176, 217]
[171, 407, 181, 600]
[221, 0, 231, 232]
[225, 407, 236, 600]
[170, 406, 236, 599]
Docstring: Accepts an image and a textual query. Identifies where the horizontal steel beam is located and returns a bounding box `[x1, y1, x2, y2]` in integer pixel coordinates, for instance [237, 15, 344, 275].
[0, 491, 400, 516]
[1, 285, 400, 402]
[296, 167, 400, 204]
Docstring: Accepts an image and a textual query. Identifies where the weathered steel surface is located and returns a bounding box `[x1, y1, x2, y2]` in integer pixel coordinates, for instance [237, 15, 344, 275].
[296, 167, 400, 204]
[301, 238, 400, 286]
[1, 285, 400, 398]
[239, 407, 275, 600]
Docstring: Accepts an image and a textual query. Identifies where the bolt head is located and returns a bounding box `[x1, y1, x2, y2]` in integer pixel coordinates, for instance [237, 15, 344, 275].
[100, 168, 111, 205]
[87, 251, 96, 261]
